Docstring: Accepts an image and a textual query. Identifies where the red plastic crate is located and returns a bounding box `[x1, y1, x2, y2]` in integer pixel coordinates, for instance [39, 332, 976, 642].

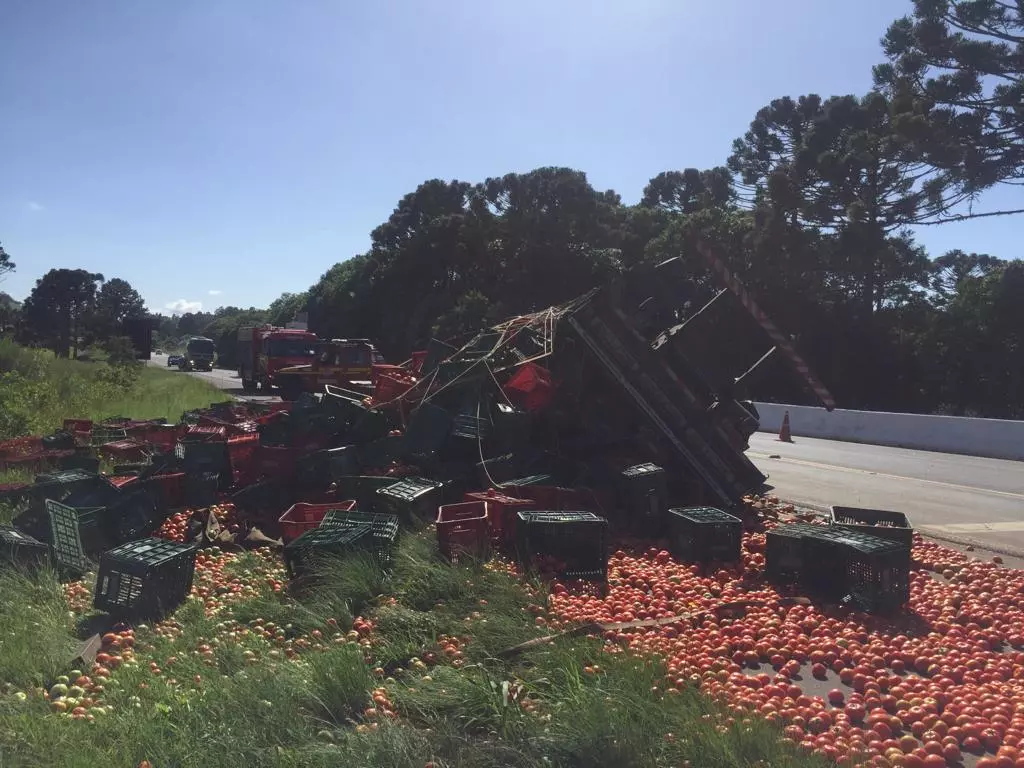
[99, 440, 150, 462]
[463, 489, 537, 548]
[109, 475, 139, 489]
[142, 424, 179, 452]
[278, 500, 357, 544]
[63, 419, 93, 434]
[437, 501, 490, 562]
[227, 435, 260, 483]
[0, 436, 43, 461]
[183, 424, 228, 441]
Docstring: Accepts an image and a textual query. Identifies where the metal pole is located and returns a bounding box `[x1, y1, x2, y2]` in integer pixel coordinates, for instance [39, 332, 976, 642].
[651, 288, 728, 350]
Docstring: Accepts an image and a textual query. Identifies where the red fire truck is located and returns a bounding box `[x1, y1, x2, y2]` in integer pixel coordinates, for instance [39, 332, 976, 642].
[237, 325, 319, 393]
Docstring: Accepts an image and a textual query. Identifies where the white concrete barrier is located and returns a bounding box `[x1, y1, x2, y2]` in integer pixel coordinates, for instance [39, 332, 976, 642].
[754, 402, 1024, 461]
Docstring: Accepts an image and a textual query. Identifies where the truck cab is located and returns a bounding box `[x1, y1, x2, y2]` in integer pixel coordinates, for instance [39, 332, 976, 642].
[238, 325, 318, 393]
[274, 339, 385, 400]
[179, 337, 216, 372]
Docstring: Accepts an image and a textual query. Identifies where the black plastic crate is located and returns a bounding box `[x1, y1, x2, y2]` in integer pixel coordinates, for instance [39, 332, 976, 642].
[296, 450, 333, 492]
[356, 435, 406, 470]
[0, 525, 49, 568]
[321, 509, 400, 569]
[501, 474, 554, 489]
[326, 446, 360, 481]
[42, 431, 76, 451]
[31, 468, 105, 505]
[184, 472, 220, 509]
[618, 463, 668, 534]
[93, 538, 198, 617]
[57, 453, 101, 473]
[110, 489, 164, 544]
[451, 392, 493, 440]
[667, 507, 742, 564]
[283, 523, 375, 579]
[515, 511, 609, 585]
[491, 404, 532, 455]
[829, 506, 913, 549]
[405, 402, 454, 461]
[334, 475, 401, 512]
[375, 476, 444, 520]
[46, 498, 111, 574]
[801, 527, 910, 612]
[229, 478, 292, 519]
[175, 439, 231, 477]
[765, 523, 825, 584]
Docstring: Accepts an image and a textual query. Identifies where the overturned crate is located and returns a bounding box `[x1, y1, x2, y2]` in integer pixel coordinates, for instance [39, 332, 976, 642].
[46, 498, 112, 575]
[93, 538, 198, 618]
[283, 523, 375, 579]
[617, 463, 668, 534]
[829, 506, 913, 550]
[321, 509, 400, 569]
[375, 476, 444, 520]
[278, 500, 357, 545]
[667, 507, 742, 565]
[800, 527, 910, 613]
[0, 525, 49, 568]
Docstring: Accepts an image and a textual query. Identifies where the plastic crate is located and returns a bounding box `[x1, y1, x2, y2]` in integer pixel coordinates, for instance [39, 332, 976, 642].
[227, 434, 260, 484]
[765, 523, 825, 584]
[279, 500, 357, 545]
[151, 472, 186, 509]
[515, 511, 609, 585]
[283, 523, 375, 579]
[42, 431, 77, 451]
[829, 506, 913, 549]
[184, 472, 219, 509]
[141, 424, 179, 452]
[356, 435, 406, 470]
[32, 468, 104, 502]
[93, 538, 198, 617]
[182, 424, 228, 441]
[176, 439, 230, 477]
[451, 393, 493, 440]
[63, 419, 93, 434]
[667, 507, 742, 564]
[375, 476, 444, 520]
[229, 479, 292, 522]
[296, 450, 333, 492]
[321, 509, 400, 569]
[326, 446, 360, 481]
[58, 453, 101, 473]
[0, 525, 49, 568]
[463, 489, 536, 548]
[334, 475, 402, 512]
[618, 463, 668, 534]
[46, 498, 110, 574]
[801, 527, 910, 612]
[110, 489, 163, 544]
[90, 427, 128, 447]
[253, 444, 301, 481]
[507, 485, 599, 514]
[500, 474, 555, 490]
[405, 402, 454, 461]
[436, 501, 490, 563]
[99, 439, 150, 462]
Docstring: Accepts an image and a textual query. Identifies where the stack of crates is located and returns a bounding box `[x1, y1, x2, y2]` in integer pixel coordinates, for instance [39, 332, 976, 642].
[184, 472, 220, 509]
[515, 511, 609, 588]
[283, 523, 375, 579]
[321, 509, 400, 569]
[46, 498, 111, 574]
[765, 523, 826, 585]
[93, 538, 198, 618]
[668, 507, 742, 565]
[801, 527, 910, 613]
[436, 501, 490, 563]
[0, 525, 49, 568]
[177, 431, 231, 489]
[617, 463, 667, 534]
[375, 476, 444, 520]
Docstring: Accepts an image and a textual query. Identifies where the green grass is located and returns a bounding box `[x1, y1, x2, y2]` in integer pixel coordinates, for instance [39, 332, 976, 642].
[0, 527, 823, 768]
[0, 338, 222, 440]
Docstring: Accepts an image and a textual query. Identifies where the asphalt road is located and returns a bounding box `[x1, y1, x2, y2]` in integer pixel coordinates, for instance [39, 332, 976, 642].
[149, 354, 279, 403]
[748, 431, 1024, 553]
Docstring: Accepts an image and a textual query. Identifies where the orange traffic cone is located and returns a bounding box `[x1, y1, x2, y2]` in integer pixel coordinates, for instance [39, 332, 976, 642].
[778, 410, 793, 443]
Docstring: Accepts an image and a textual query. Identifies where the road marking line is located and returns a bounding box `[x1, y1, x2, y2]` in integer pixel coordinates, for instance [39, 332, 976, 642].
[747, 452, 1024, 501]
[922, 522, 1024, 533]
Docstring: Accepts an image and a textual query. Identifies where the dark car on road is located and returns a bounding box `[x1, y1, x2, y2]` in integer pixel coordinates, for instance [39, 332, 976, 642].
[168, 355, 182, 367]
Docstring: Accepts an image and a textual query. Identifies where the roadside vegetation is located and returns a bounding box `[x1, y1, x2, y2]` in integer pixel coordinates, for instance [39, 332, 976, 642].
[0, 338, 222, 442]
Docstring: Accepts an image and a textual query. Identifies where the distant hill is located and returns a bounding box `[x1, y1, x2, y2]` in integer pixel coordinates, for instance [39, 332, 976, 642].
[0, 291, 20, 309]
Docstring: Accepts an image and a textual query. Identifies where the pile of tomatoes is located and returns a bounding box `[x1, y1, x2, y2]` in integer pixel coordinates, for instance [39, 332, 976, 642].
[546, 526, 1024, 767]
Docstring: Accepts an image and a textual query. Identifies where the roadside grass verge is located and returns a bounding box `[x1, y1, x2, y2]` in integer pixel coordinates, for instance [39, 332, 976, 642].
[0, 527, 821, 768]
[0, 339, 221, 440]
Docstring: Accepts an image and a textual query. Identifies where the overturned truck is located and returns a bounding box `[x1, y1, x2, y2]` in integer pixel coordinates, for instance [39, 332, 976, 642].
[387, 243, 834, 512]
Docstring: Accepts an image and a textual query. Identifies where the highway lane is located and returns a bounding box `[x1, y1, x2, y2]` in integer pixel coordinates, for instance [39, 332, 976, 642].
[149, 354, 279, 403]
[747, 432, 1024, 553]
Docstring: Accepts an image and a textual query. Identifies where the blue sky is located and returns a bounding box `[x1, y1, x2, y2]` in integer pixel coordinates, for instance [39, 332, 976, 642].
[1, 0, 1019, 313]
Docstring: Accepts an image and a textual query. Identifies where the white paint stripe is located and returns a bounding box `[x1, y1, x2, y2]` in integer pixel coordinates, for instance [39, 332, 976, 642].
[922, 522, 1024, 533]
[748, 452, 1024, 501]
